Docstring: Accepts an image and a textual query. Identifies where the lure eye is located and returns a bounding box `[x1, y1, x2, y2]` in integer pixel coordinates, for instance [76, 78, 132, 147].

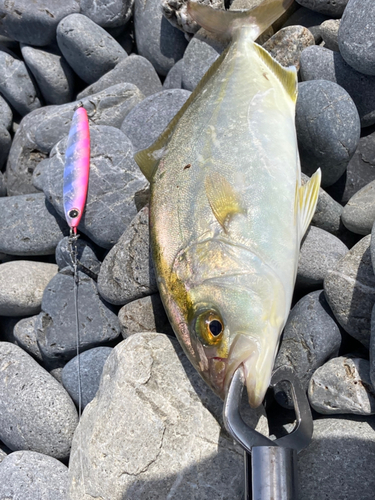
[195, 311, 224, 346]
[68, 208, 80, 219]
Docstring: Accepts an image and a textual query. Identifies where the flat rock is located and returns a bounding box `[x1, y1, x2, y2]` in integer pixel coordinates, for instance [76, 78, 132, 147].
[308, 356, 375, 415]
[55, 236, 101, 276]
[121, 89, 191, 151]
[338, 0, 375, 76]
[0, 94, 12, 129]
[78, 54, 162, 99]
[0, 261, 58, 316]
[0, 451, 68, 500]
[296, 226, 349, 289]
[274, 290, 342, 408]
[296, 80, 360, 188]
[324, 235, 375, 348]
[300, 45, 375, 128]
[34, 83, 144, 153]
[0, 193, 69, 256]
[161, 0, 224, 36]
[36, 268, 121, 366]
[163, 59, 183, 89]
[0, 125, 11, 169]
[0, 0, 80, 46]
[97, 206, 157, 305]
[282, 6, 329, 43]
[62, 346, 113, 408]
[42, 125, 148, 249]
[118, 294, 174, 338]
[0, 342, 78, 460]
[0, 50, 41, 116]
[68, 333, 268, 499]
[13, 315, 43, 361]
[342, 180, 375, 235]
[296, 0, 348, 17]
[320, 19, 340, 51]
[57, 14, 127, 84]
[81, 0, 133, 28]
[21, 44, 75, 105]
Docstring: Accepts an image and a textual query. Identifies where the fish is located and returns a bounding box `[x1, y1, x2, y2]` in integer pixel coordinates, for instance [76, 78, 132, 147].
[135, 0, 321, 408]
[63, 105, 90, 235]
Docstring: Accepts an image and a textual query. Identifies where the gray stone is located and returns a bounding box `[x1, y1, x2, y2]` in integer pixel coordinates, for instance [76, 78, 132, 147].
[308, 356, 375, 415]
[81, 0, 133, 28]
[0, 316, 19, 342]
[296, 0, 348, 17]
[77, 54, 162, 99]
[282, 6, 329, 43]
[370, 222, 375, 275]
[300, 45, 375, 128]
[273, 290, 342, 408]
[320, 19, 340, 52]
[42, 125, 148, 249]
[324, 235, 375, 348]
[0, 451, 68, 500]
[0, 447, 7, 463]
[342, 180, 375, 235]
[0, 94, 12, 129]
[134, 0, 188, 76]
[298, 416, 375, 500]
[296, 226, 348, 289]
[370, 304, 375, 389]
[68, 333, 268, 499]
[161, 0, 224, 36]
[163, 59, 183, 89]
[13, 315, 43, 361]
[0, 261, 58, 316]
[296, 80, 360, 188]
[262, 25, 315, 71]
[36, 268, 121, 366]
[0, 50, 41, 117]
[49, 367, 63, 384]
[121, 89, 191, 151]
[32, 157, 50, 191]
[34, 83, 144, 153]
[56, 14, 128, 84]
[62, 347, 113, 408]
[118, 294, 174, 338]
[0, 171, 6, 197]
[0, 125, 11, 169]
[21, 44, 75, 105]
[0, 342, 78, 460]
[0, 193, 69, 256]
[55, 236, 101, 276]
[338, 0, 375, 76]
[97, 207, 157, 305]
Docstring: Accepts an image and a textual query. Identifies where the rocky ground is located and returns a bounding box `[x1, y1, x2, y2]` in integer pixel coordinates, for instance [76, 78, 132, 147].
[0, 0, 375, 498]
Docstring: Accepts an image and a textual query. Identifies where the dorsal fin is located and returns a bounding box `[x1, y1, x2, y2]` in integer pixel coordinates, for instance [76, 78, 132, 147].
[205, 172, 244, 229]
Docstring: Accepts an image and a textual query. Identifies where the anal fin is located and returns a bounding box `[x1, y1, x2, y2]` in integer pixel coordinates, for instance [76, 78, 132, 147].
[298, 168, 321, 238]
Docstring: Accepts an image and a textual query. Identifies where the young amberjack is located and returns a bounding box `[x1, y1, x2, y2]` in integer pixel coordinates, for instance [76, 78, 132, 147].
[135, 0, 321, 408]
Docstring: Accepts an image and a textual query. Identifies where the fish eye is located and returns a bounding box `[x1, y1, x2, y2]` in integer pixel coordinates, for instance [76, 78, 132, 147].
[68, 208, 79, 218]
[195, 311, 224, 346]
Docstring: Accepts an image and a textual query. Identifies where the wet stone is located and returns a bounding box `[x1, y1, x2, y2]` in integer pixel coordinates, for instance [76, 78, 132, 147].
[62, 347, 113, 408]
[296, 0, 348, 17]
[0, 94, 12, 130]
[121, 89, 191, 151]
[80, 0, 133, 28]
[163, 59, 183, 89]
[55, 237, 101, 276]
[320, 19, 340, 52]
[97, 207, 157, 305]
[308, 356, 375, 415]
[13, 315, 43, 362]
[342, 180, 375, 235]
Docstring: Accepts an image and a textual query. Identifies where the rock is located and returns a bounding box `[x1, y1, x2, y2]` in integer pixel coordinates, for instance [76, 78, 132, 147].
[0, 50, 41, 116]
[77, 54, 162, 99]
[342, 180, 375, 235]
[121, 89, 191, 151]
[6, 107, 57, 196]
[262, 25, 314, 71]
[163, 59, 183, 89]
[0, 125, 11, 169]
[300, 45, 375, 128]
[296, 226, 349, 289]
[370, 223, 375, 275]
[118, 294, 174, 338]
[320, 19, 340, 52]
[0, 94, 12, 129]
[338, 0, 375, 76]
[34, 83, 144, 153]
[97, 207, 157, 305]
[80, 0, 133, 28]
[49, 367, 63, 384]
[36, 268, 121, 366]
[296, 0, 348, 17]
[56, 14, 128, 84]
[308, 356, 375, 415]
[298, 416, 375, 500]
[0, 342, 78, 460]
[0, 193, 69, 256]
[282, 7, 329, 43]
[55, 236, 101, 276]
[134, 0, 188, 76]
[0, 451, 68, 500]
[0, 0, 80, 46]
[42, 125, 148, 249]
[13, 315, 43, 361]
[68, 333, 268, 499]
[161, 0, 224, 36]
[0, 316, 19, 342]
[21, 44, 75, 105]
[62, 347, 113, 408]
[273, 290, 342, 408]
[0, 261, 58, 316]
[324, 235, 375, 348]
[296, 80, 360, 188]
[0, 171, 6, 197]
[370, 304, 375, 389]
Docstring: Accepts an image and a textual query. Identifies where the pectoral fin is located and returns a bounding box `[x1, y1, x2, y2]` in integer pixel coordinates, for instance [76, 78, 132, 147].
[205, 172, 244, 229]
[298, 168, 321, 238]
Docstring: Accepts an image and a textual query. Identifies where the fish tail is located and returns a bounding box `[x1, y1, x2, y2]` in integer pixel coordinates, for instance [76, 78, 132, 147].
[187, 0, 293, 40]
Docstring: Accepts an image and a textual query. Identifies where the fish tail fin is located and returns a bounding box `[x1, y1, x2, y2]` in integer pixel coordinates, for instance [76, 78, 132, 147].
[187, 0, 293, 40]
